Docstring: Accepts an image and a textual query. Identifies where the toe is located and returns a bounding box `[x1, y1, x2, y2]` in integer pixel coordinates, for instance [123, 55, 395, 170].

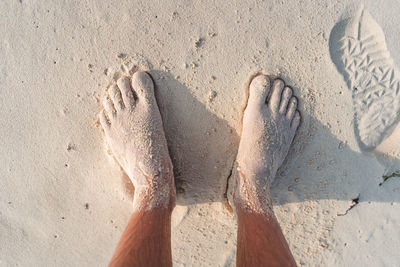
[131, 71, 156, 104]
[286, 97, 298, 120]
[103, 97, 116, 119]
[248, 74, 271, 107]
[99, 110, 110, 129]
[268, 79, 284, 112]
[291, 110, 301, 129]
[117, 77, 136, 108]
[279, 87, 292, 114]
[109, 84, 124, 111]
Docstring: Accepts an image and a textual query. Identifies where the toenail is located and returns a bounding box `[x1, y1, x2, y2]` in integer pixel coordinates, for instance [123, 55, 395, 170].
[275, 80, 283, 87]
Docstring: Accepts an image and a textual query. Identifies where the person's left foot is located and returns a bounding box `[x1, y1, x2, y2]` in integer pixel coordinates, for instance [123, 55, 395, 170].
[99, 71, 175, 211]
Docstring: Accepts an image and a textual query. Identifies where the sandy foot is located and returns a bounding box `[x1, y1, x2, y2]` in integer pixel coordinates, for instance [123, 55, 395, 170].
[99, 71, 175, 211]
[233, 74, 300, 214]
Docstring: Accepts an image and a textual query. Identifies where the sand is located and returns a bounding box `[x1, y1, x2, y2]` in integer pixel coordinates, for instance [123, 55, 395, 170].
[1, 0, 399, 266]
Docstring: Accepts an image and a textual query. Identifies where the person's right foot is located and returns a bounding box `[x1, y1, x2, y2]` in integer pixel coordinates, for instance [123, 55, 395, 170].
[99, 71, 175, 211]
[233, 74, 301, 214]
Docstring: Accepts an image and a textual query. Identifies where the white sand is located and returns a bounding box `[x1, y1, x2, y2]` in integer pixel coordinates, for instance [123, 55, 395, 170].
[1, 0, 399, 266]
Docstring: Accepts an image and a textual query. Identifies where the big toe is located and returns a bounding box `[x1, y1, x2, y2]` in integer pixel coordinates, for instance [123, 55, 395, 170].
[248, 74, 271, 108]
[131, 71, 156, 104]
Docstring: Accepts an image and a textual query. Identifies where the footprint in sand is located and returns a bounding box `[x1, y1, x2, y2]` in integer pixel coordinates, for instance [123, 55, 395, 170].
[329, 8, 400, 152]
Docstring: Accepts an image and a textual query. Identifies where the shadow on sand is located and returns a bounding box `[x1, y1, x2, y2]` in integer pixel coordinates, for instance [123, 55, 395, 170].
[122, 69, 400, 209]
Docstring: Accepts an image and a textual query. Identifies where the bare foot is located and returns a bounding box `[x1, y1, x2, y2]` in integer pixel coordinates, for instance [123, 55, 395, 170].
[233, 74, 301, 214]
[99, 71, 175, 211]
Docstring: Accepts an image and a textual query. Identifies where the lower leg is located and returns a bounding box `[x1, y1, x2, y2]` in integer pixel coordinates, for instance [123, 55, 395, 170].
[234, 74, 300, 266]
[236, 185, 296, 266]
[109, 206, 174, 267]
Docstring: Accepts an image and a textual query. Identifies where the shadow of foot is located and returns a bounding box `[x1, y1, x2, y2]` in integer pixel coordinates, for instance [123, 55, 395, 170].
[149, 70, 240, 205]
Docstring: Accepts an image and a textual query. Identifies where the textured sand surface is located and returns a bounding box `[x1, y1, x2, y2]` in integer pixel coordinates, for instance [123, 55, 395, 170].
[1, 0, 399, 266]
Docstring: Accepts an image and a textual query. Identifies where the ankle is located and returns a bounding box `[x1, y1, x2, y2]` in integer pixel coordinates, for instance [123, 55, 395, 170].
[233, 169, 275, 215]
[133, 186, 176, 212]
[132, 175, 176, 212]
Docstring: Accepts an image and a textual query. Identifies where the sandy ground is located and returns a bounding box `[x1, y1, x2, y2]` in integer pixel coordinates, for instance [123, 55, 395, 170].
[1, 0, 400, 266]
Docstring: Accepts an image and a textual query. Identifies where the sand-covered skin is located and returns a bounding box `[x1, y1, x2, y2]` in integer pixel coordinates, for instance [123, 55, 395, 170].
[232, 75, 300, 215]
[1, 1, 400, 266]
[99, 72, 175, 211]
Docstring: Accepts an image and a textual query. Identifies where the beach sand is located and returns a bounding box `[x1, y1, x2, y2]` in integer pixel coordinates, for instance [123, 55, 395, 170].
[1, 0, 399, 266]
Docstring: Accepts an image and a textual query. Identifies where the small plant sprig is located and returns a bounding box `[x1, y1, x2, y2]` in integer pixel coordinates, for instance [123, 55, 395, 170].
[379, 172, 400, 186]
